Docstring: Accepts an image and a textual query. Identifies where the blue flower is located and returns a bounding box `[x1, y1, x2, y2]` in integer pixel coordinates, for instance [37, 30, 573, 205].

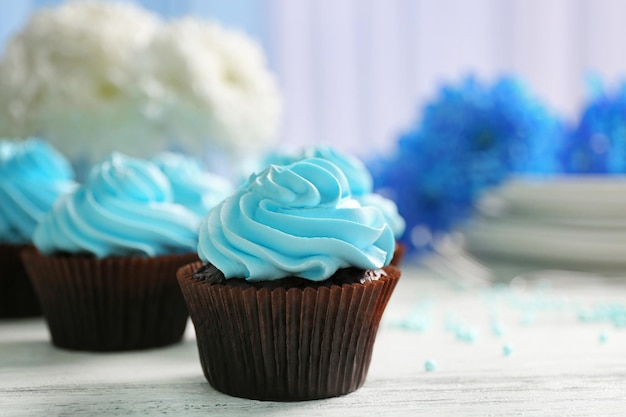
[559, 82, 626, 173]
[369, 76, 563, 254]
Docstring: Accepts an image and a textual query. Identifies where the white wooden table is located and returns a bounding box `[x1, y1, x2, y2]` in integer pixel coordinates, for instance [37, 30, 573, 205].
[2, 260, 626, 416]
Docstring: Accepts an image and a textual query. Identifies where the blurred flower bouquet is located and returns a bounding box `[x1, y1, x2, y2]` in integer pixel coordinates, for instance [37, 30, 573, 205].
[559, 80, 626, 173]
[377, 75, 626, 276]
[0, 1, 282, 160]
[369, 76, 563, 254]
[461, 79, 626, 274]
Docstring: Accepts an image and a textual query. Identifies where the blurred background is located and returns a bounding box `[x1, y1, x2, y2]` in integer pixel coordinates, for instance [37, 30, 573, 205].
[4, 0, 626, 160]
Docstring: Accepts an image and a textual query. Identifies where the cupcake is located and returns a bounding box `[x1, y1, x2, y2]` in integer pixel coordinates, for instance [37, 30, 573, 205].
[177, 157, 401, 401]
[264, 146, 406, 264]
[22, 152, 200, 351]
[150, 151, 233, 217]
[0, 138, 77, 318]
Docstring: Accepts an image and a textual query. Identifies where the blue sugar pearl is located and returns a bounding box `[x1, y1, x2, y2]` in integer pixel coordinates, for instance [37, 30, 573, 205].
[503, 344, 514, 357]
[491, 321, 505, 337]
[455, 326, 479, 343]
[599, 332, 608, 344]
[424, 359, 437, 372]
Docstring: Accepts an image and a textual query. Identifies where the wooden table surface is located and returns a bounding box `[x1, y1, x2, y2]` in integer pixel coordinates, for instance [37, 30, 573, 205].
[2, 260, 626, 416]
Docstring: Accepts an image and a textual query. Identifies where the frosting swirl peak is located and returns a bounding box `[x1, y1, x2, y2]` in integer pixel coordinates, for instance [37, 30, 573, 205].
[197, 158, 395, 281]
[34, 152, 200, 257]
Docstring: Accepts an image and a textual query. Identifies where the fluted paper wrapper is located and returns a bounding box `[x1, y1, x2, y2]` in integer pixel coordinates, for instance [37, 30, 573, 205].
[391, 241, 406, 266]
[0, 244, 41, 318]
[178, 261, 400, 401]
[21, 248, 198, 351]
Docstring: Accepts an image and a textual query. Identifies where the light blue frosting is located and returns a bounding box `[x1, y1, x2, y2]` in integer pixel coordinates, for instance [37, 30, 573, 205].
[302, 147, 374, 196]
[265, 146, 374, 196]
[197, 158, 395, 281]
[151, 152, 234, 217]
[0, 138, 77, 244]
[356, 193, 406, 238]
[33, 152, 200, 257]
[264, 146, 406, 238]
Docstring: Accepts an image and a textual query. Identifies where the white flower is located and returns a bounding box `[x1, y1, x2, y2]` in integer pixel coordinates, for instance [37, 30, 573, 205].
[0, 1, 164, 158]
[0, 2, 282, 160]
[142, 18, 282, 154]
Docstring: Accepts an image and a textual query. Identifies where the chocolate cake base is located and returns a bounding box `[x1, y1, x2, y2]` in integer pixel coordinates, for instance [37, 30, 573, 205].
[177, 261, 401, 401]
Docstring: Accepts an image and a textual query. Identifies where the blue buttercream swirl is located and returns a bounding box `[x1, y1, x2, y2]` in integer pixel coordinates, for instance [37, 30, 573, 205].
[300, 146, 374, 196]
[300, 148, 407, 236]
[264, 146, 406, 238]
[151, 152, 233, 217]
[197, 158, 395, 281]
[0, 138, 77, 244]
[265, 146, 374, 196]
[33, 152, 200, 257]
[355, 193, 406, 239]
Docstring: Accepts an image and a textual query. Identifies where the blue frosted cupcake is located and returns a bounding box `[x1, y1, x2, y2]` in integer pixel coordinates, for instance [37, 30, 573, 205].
[0, 138, 77, 318]
[22, 152, 200, 350]
[177, 158, 401, 400]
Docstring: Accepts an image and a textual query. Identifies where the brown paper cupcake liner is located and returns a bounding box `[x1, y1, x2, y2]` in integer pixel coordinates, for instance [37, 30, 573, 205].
[0, 243, 41, 318]
[21, 248, 198, 351]
[391, 241, 406, 266]
[178, 261, 400, 401]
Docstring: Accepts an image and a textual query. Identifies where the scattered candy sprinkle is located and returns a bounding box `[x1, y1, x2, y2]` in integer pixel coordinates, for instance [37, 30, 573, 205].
[389, 298, 434, 332]
[577, 304, 626, 328]
[502, 344, 514, 357]
[599, 332, 608, 344]
[424, 359, 437, 372]
[490, 320, 505, 337]
[390, 276, 625, 367]
[443, 313, 481, 343]
[455, 325, 480, 343]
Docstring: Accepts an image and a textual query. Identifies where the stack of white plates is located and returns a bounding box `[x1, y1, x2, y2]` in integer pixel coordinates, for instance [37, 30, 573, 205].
[462, 176, 626, 274]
